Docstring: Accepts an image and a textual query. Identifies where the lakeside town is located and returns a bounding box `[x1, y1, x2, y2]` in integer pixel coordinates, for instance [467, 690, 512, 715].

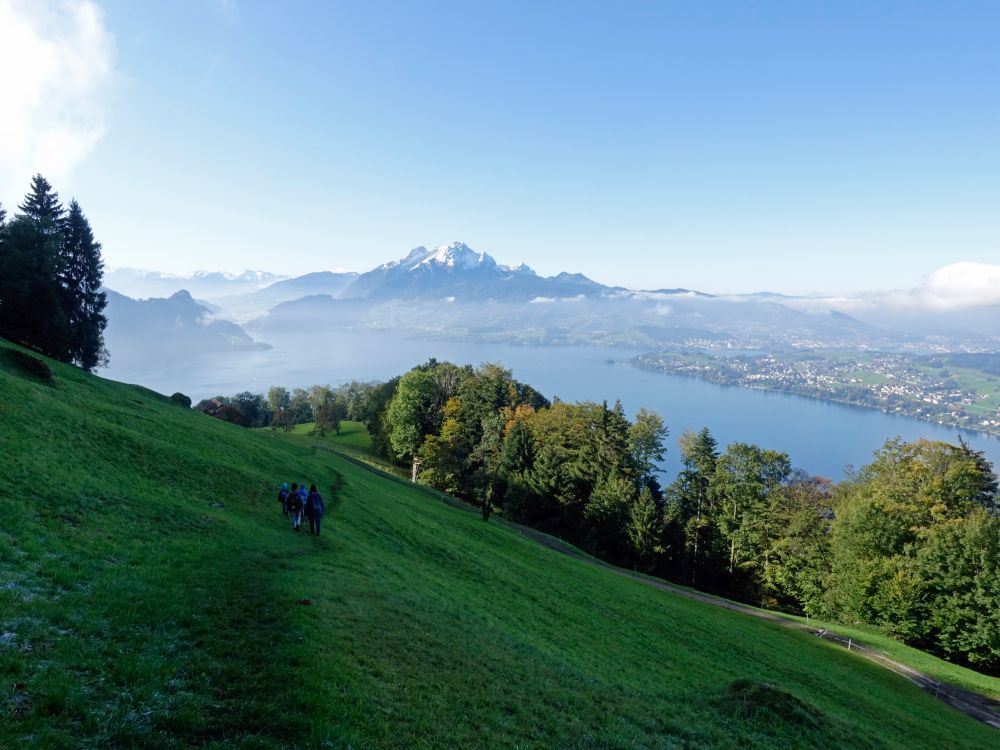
[632, 351, 1000, 437]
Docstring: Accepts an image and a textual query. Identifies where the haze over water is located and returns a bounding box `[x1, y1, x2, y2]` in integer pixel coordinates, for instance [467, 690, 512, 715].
[103, 330, 1000, 481]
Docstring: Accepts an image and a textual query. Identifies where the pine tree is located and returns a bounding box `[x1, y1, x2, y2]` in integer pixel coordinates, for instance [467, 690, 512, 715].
[0, 175, 68, 358]
[60, 200, 108, 370]
[671, 428, 720, 583]
[627, 485, 664, 571]
[19, 174, 65, 224]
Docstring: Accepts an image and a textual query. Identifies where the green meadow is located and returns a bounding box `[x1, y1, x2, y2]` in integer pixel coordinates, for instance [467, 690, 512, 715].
[1, 339, 998, 749]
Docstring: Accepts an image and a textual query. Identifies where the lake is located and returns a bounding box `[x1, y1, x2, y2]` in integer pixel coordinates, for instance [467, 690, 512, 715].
[101, 329, 1000, 480]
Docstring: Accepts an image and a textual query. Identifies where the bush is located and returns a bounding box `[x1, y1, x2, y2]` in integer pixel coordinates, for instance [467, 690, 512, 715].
[2, 349, 54, 382]
[171, 392, 192, 408]
[217, 404, 250, 427]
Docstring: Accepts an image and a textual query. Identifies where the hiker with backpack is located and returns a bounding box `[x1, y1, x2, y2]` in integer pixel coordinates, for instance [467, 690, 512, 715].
[287, 483, 304, 531]
[305, 484, 325, 535]
[278, 482, 290, 516]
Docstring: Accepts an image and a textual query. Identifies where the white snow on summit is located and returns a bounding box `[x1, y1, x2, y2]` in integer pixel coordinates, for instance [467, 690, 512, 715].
[500, 261, 536, 276]
[380, 242, 537, 276]
[419, 242, 497, 271]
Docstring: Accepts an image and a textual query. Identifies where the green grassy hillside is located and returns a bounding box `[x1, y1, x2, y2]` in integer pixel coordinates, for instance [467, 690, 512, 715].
[1, 339, 998, 749]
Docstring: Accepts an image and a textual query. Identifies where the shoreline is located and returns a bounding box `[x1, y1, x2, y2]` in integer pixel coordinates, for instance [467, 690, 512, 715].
[631, 361, 1000, 441]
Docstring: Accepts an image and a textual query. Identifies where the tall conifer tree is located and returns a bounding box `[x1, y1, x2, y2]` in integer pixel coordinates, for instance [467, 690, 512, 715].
[0, 175, 68, 357]
[19, 174, 65, 225]
[60, 200, 108, 370]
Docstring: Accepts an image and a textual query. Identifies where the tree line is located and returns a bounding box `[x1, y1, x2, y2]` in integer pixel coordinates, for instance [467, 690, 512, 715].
[207, 359, 1000, 674]
[195, 380, 376, 434]
[0, 175, 109, 371]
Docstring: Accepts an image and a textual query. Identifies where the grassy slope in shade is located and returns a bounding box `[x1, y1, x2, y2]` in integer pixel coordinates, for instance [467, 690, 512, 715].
[1, 339, 998, 749]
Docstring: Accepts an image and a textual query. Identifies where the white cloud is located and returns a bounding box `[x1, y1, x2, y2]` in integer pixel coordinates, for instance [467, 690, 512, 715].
[761, 261, 1000, 314]
[0, 0, 115, 203]
[905, 262, 1000, 311]
[529, 295, 587, 305]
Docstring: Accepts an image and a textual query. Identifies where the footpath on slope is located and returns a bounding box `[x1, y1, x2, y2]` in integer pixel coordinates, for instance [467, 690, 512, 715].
[517, 526, 1000, 730]
[316, 445, 1000, 730]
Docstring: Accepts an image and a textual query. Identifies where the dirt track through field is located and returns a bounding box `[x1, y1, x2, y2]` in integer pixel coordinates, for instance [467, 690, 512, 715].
[327, 447, 1000, 729]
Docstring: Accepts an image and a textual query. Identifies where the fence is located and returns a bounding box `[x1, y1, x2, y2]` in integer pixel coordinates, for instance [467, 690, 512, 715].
[813, 630, 1000, 728]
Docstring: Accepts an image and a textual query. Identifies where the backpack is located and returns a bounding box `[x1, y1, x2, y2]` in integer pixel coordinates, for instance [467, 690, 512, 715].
[288, 493, 303, 512]
[278, 489, 288, 504]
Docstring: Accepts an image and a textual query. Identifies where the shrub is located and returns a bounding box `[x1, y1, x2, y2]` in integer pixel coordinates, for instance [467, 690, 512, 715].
[171, 392, 193, 408]
[2, 349, 54, 382]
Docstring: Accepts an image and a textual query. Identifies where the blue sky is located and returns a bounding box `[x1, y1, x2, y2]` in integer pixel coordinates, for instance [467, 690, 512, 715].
[2, 0, 999, 295]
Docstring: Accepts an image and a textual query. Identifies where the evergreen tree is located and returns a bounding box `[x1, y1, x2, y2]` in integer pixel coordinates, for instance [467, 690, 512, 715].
[584, 470, 635, 559]
[497, 418, 538, 521]
[0, 176, 67, 358]
[627, 485, 664, 571]
[670, 428, 720, 583]
[60, 200, 108, 370]
[470, 411, 506, 520]
[19, 174, 65, 224]
[590, 400, 631, 478]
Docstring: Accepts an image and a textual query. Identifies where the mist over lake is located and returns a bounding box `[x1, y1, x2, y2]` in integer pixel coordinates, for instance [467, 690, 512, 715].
[101, 329, 1000, 480]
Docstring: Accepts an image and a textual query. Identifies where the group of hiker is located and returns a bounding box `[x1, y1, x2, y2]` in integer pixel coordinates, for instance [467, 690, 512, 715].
[277, 482, 325, 535]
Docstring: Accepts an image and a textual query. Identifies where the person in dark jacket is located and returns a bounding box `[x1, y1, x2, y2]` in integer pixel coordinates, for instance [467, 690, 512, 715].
[305, 484, 325, 535]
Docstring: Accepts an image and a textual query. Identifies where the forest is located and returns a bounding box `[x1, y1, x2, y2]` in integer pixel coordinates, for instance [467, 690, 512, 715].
[208, 359, 1000, 675]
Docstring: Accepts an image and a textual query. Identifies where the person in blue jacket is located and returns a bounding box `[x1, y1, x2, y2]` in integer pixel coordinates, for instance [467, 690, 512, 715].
[278, 482, 290, 516]
[305, 483, 325, 535]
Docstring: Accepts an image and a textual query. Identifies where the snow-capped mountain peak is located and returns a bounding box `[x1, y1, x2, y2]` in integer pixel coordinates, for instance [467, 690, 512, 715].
[500, 261, 536, 276]
[380, 246, 430, 270]
[381, 242, 499, 272]
[420, 242, 497, 271]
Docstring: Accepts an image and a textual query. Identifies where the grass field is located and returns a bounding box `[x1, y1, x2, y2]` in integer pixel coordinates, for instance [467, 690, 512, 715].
[778, 613, 1000, 702]
[284, 421, 408, 478]
[2, 338, 999, 748]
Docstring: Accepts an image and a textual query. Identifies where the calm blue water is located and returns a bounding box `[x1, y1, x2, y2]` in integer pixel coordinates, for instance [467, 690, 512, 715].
[103, 330, 1000, 480]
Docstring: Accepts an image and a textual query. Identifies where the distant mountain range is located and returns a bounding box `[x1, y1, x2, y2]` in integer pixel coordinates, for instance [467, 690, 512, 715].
[104, 268, 288, 300]
[103, 290, 269, 369]
[336, 242, 606, 302]
[207, 271, 360, 321]
[101, 242, 1000, 365]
